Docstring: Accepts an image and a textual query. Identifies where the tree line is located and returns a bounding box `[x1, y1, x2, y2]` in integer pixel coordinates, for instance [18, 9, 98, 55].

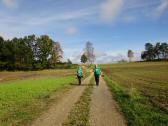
[141, 42, 168, 61]
[0, 35, 64, 70]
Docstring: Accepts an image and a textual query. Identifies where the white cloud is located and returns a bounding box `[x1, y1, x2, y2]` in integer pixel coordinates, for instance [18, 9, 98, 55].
[96, 51, 127, 64]
[95, 50, 141, 64]
[66, 26, 78, 35]
[94, 50, 107, 58]
[155, 0, 168, 17]
[0, 32, 12, 39]
[62, 48, 83, 64]
[2, 0, 18, 8]
[100, 0, 124, 22]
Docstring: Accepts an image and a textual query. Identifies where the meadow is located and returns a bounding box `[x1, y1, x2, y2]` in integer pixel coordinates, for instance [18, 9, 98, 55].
[101, 62, 168, 126]
[0, 69, 78, 126]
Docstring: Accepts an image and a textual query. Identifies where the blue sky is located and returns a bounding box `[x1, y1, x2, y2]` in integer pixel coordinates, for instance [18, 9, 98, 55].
[0, 0, 168, 63]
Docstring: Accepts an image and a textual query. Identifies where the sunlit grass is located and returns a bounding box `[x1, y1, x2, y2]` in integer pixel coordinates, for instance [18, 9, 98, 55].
[0, 76, 76, 126]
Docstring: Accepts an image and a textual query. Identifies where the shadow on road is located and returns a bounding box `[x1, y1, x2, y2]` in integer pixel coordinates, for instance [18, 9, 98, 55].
[70, 83, 94, 87]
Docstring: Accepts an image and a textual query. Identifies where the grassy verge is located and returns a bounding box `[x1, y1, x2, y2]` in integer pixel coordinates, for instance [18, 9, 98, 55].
[0, 76, 76, 126]
[104, 75, 168, 126]
[63, 77, 94, 126]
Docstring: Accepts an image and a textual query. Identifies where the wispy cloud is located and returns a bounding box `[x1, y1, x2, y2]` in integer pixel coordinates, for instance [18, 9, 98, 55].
[100, 0, 124, 22]
[0, 8, 97, 26]
[155, 0, 168, 17]
[0, 0, 165, 36]
[0, 8, 97, 38]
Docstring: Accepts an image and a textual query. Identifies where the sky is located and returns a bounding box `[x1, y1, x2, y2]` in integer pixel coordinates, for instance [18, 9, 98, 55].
[0, 0, 168, 63]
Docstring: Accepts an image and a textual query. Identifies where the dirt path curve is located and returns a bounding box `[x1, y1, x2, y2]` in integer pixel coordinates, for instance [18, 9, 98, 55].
[89, 76, 126, 126]
[31, 73, 93, 126]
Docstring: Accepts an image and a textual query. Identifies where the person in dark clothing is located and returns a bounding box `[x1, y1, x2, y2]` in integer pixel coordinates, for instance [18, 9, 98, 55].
[94, 64, 101, 86]
[77, 66, 83, 85]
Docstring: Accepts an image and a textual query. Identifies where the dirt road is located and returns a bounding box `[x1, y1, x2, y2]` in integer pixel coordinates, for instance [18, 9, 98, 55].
[89, 76, 126, 126]
[31, 73, 93, 126]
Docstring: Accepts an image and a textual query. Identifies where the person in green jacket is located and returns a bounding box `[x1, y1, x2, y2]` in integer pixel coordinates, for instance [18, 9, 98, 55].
[77, 66, 83, 85]
[94, 64, 101, 86]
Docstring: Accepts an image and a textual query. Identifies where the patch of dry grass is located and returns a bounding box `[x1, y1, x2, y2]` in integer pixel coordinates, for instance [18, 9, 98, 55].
[0, 69, 76, 83]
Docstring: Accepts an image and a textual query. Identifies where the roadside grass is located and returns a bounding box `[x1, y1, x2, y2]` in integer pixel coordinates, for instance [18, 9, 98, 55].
[102, 62, 168, 126]
[63, 77, 94, 126]
[0, 76, 76, 126]
[104, 75, 168, 126]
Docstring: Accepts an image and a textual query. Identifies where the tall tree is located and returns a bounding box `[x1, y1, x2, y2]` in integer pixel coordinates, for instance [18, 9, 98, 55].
[145, 43, 155, 60]
[13, 38, 29, 66]
[0, 36, 4, 61]
[127, 50, 134, 62]
[23, 35, 37, 68]
[141, 51, 148, 60]
[85, 41, 95, 64]
[2, 40, 16, 70]
[81, 54, 88, 63]
[141, 42, 168, 61]
[50, 42, 63, 67]
[160, 43, 168, 59]
[154, 42, 161, 59]
[37, 35, 53, 68]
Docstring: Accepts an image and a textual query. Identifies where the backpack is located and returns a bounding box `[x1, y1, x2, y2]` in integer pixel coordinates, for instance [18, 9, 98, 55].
[94, 67, 100, 76]
[77, 69, 83, 77]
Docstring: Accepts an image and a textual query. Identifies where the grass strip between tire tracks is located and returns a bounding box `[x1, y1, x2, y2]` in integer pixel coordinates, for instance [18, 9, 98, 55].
[63, 77, 94, 126]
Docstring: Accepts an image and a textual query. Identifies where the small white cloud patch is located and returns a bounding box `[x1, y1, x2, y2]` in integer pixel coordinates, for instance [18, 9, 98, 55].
[100, 0, 124, 22]
[66, 26, 78, 35]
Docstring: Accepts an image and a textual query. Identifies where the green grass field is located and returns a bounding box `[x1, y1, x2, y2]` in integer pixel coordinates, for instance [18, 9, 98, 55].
[101, 62, 168, 126]
[0, 69, 78, 126]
